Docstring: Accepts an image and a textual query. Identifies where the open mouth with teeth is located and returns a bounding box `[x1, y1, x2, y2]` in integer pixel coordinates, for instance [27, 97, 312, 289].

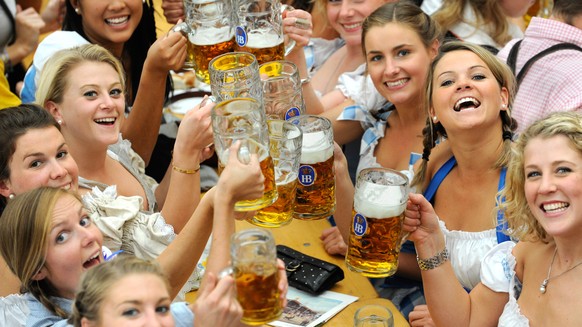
[83, 253, 101, 269]
[342, 22, 362, 31]
[454, 97, 481, 112]
[542, 202, 570, 213]
[105, 16, 129, 26]
[94, 118, 116, 126]
[385, 78, 409, 88]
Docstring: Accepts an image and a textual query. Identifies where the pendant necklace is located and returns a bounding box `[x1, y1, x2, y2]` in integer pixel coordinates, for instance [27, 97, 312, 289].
[540, 247, 582, 294]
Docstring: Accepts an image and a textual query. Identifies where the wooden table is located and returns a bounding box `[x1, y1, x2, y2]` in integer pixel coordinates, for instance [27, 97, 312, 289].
[185, 218, 409, 326]
[235, 218, 410, 326]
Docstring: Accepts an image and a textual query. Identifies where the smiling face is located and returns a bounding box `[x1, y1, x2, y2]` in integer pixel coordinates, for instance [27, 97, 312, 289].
[524, 135, 582, 239]
[72, 0, 142, 54]
[34, 194, 104, 299]
[48, 61, 125, 149]
[0, 127, 79, 197]
[430, 50, 508, 132]
[86, 273, 175, 327]
[365, 22, 438, 108]
[326, 0, 388, 47]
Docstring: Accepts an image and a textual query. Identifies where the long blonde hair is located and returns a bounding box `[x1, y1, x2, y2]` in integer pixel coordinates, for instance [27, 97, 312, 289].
[35, 44, 126, 107]
[502, 112, 582, 242]
[432, 0, 512, 46]
[0, 187, 81, 318]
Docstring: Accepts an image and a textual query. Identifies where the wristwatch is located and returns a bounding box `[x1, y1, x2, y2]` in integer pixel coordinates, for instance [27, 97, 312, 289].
[417, 247, 449, 271]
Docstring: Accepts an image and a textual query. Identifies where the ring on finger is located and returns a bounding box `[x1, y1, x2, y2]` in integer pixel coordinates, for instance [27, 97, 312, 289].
[294, 18, 311, 29]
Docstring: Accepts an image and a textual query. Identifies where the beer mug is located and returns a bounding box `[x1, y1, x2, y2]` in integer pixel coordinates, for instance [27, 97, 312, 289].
[209, 52, 262, 102]
[235, 0, 295, 64]
[178, 0, 236, 83]
[354, 304, 394, 327]
[287, 115, 335, 220]
[345, 168, 409, 277]
[250, 120, 302, 227]
[259, 61, 305, 120]
[212, 97, 277, 211]
[230, 229, 282, 325]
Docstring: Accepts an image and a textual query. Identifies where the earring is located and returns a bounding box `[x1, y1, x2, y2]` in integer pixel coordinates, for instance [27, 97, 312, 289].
[75, 7, 80, 14]
[432, 116, 438, 122]
[501, 104, 507, 109]
[57, 119, 62, 125]
[8, 194, 15, 200]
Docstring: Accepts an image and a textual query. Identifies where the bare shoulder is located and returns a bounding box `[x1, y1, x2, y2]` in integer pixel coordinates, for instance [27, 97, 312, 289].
[512, 241, 553, 280]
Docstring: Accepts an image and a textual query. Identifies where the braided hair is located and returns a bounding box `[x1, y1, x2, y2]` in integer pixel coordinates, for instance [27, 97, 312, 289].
[412, 41, 518, 189]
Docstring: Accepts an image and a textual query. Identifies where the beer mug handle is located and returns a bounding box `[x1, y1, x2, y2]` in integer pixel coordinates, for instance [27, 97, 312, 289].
[281, 5, 296, 56]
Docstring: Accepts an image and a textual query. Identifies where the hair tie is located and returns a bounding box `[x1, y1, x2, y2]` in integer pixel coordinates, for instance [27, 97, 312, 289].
[422, 148, 431, 162]
[502, 131, 513, 141]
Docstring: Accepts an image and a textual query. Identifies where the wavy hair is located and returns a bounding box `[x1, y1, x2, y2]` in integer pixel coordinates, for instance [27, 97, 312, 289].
[502, 112, 582, 242]
[431, 0, 512, 46]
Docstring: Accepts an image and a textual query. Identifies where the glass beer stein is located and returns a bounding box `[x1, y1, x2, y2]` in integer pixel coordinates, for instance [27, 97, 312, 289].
[209, 52, 263, 102]
[288, 115, 335, 220]
[235, 0, 295, 64]
[211, 97, 277, 211]
[250, 119, 302, 227]
[259, 60, 305, 120]
[177, 0, 236, 83]
[346, 168, 409, 277]
[230, 229, 282, 325]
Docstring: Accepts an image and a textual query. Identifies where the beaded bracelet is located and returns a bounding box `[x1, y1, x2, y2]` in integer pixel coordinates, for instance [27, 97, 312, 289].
[172, 164, 200, 174]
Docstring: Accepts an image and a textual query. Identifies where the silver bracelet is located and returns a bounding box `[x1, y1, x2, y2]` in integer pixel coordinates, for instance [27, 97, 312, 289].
[301, 76, 311, 85]
[417, 247, 449, 271]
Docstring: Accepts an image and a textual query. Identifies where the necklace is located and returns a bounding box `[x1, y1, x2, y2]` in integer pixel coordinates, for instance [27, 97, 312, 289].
[540, 247, 582, 294]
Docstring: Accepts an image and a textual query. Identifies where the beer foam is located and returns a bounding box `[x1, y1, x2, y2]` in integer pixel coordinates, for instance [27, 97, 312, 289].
[300, 131, 333, 164]
[355, 184, 405, 218]
[246, 32, 283, 49]
[190, 26, 233, 45]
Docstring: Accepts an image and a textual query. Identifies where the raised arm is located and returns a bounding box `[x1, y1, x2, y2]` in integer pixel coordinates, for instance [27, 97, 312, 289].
[155, 98, 214, 233]
[121, 31, 187, 164]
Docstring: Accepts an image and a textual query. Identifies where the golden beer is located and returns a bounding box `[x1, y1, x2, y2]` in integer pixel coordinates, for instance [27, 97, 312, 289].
[251, 176, 297, 227]
[235, 264, 282, 325]
[345, 209, 405, 278]
[345, 168, 409, 277]
[238, 34, 285, 64]
[187, 30, 235, 84]
[294, 146, 335, 220]
[218, 153, 277, 211]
